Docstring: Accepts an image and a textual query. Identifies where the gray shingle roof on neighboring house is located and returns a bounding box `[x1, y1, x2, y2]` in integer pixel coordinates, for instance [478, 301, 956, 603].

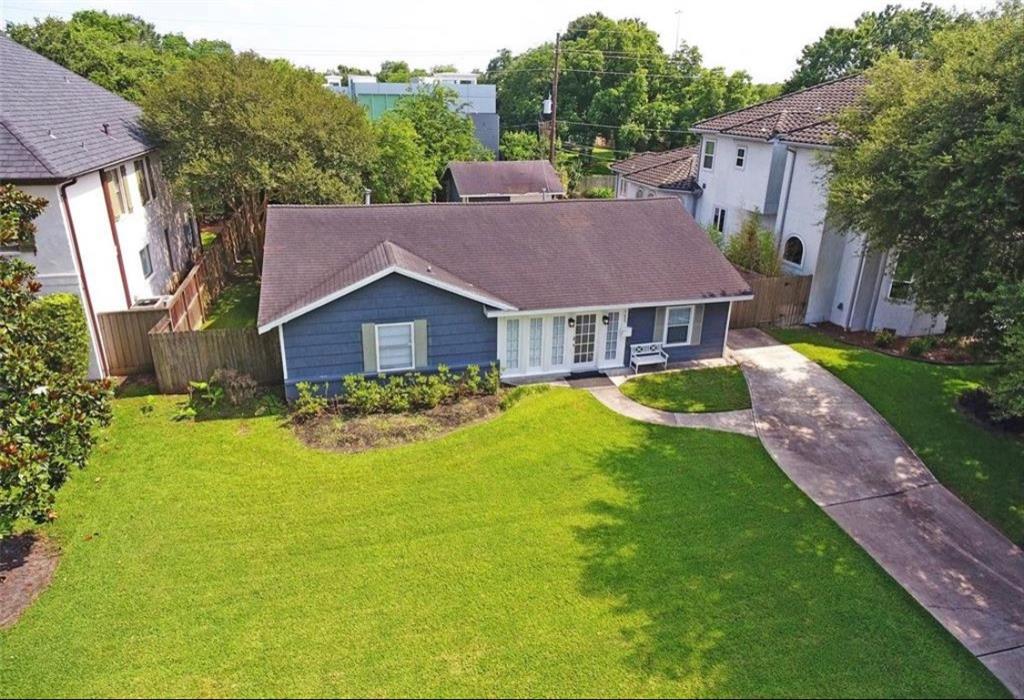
[609, 147, 699, 191]
[257, 199, 752, 330]
[0, 34, 153, 181]
[444, 160, 565, 197]
[691, 74, 867, 146]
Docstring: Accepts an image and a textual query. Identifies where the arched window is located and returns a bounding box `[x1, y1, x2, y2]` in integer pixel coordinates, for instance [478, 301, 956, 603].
[783, 236, 804, 267]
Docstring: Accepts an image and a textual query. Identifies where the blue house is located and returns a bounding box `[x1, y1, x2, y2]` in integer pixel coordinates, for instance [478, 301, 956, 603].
[257, 199, 752, 398]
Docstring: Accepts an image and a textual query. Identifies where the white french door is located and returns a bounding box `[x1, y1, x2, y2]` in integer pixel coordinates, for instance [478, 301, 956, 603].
[571, 313, 598, 371]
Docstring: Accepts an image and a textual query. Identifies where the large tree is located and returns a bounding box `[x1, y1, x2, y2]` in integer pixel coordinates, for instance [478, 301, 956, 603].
[7, 10, 232, 102]
[140, 52, 376, 268]
[783, 3, 973, 93]
[366, 113, 437, 203]
[827, 5, 1024, 410]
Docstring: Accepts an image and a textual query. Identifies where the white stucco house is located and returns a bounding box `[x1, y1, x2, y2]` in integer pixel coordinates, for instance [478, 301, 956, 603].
[686, 74, 944, 336]
[608, 146, 701, 216]
[0, 34, 197, 378]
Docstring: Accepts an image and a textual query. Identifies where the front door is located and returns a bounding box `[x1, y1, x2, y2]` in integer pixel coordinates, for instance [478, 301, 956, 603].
[571, 313, 598, 370]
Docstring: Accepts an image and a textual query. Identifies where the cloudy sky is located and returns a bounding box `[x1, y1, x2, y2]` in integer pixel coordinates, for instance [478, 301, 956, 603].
[0, 0, 995, 83]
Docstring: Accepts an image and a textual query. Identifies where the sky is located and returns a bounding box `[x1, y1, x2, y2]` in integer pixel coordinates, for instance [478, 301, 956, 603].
[0, 0, 996, 83]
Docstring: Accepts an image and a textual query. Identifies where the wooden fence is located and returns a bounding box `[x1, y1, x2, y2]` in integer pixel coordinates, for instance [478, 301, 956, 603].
[148, 318, 282, 393]
[730, 273, 813, 329]
[166, 238, 231, 331]
[96, 308, 167, 375]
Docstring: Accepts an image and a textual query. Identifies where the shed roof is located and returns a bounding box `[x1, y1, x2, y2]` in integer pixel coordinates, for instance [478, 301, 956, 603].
[444, 160, 565, 197]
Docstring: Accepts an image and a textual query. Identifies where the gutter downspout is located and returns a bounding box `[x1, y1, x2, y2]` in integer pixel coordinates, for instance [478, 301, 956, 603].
[60, 178, 109, 377]
[99, 170, 133, 307]
[845, 240, 869, 330]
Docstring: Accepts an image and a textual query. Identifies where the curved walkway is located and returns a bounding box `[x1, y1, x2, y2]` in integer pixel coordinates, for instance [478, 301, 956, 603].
[587, 383, 758, 437]
[728, 328, 1024, 698]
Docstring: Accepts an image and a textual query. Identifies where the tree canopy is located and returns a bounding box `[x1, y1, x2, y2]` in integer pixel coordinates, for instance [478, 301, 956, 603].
[7, 10, 232, 102]
[485, 13, 778, 153]
[783, 3, 973, 92]
[376, 60, 429, 83]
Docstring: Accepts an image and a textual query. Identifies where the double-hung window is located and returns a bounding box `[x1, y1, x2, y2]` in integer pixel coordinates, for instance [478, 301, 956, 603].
[375, 322, 415, 372]
[139, 244, 153, 278]
[712, 206, 726, 233]
[663, 306, 694, 346]
[702, 139, 716, 170]
[134, 157, 153, 205]
[504, 319, 520, 370]
[102, 165, 133, 218]
[887, 255, 915, 302]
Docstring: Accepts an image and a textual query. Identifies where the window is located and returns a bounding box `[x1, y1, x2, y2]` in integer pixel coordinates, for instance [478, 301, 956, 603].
[783, 236, 804, 268]
[735, 146, 746, 168]
[505, 319, 520, 369]
[550, 316, 565, 365]
[134, 157, 153, 205]
[604, 311, 620, 361]
[712, 206, 726, 233]
[375, 322, 415, 372]
[887, 255, 914, 302]
[139, 244, 153, 278]
[634, 188, 644, 198]
[702, 139, 716, 170]
[663, 305, 693, 346]
[102, 166, 133, 218]
[528, 318, 543, 368]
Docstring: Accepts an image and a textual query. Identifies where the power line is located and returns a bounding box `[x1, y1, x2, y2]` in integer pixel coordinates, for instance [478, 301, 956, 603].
[559, 120, 694, 135]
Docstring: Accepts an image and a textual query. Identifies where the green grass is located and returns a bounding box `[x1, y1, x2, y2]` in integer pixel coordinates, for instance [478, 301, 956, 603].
[202, 276, 260, 330]
[0, 389, 1004, 697]
[771, 327, 1024, 544]
[620, 366, 751, 413]
[200, 229, 219, 248]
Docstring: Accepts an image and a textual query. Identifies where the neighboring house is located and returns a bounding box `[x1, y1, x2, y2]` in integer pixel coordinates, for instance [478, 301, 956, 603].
[257, 199, 751, 398]
[609, 146, 701, 215]
[0, 35, 197, 379]
[440, 160, 565, 202]
[689, 74, 945, 336]
[325, 72, 500, 155]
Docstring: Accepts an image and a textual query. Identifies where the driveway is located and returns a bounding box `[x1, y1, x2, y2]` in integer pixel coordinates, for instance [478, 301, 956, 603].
[728, 328, 1024, 697]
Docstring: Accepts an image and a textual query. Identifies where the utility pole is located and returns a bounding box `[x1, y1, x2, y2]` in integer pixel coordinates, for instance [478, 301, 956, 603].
[548, 32, 560, 165]
[674, 10, 683, 53]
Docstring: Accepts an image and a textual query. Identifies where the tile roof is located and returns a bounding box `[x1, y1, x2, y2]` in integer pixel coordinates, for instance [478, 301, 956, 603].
[444, 160, 565, 197]
[0, 34, 153, 181]
[691, 74, 867, 146]
[609, 146, 699, 191]
[258, 199, 751, 330]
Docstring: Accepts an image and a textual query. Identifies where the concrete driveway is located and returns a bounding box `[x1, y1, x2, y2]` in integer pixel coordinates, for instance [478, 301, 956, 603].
[728, 328, 1024, 697]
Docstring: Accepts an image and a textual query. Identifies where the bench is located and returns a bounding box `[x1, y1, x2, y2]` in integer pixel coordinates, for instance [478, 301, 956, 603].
[629, 342, 669, 374]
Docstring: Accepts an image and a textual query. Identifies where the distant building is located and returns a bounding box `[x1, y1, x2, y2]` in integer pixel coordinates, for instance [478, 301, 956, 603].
[441, 160, 565, 202]
[609, 147, 701, 215]
[325, 72, 499, 155]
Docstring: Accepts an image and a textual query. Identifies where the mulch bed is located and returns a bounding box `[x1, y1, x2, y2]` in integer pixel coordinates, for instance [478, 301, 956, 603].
[957, 388, 1024, 437]
[0, 533, 60, 629]
[812, 322, 988, 364]
[294, 395, 503, 453]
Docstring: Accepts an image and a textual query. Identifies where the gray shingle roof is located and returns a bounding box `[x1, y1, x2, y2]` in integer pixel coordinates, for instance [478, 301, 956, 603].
[0, 34, 153, 181]
[691, 74, 867, 146]
[444, 160, 565, 197]
[609, 147, 699, 191]
[258, 199, 751, 330]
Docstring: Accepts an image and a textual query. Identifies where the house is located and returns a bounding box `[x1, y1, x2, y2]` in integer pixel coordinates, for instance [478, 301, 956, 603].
[440, 160, 566, 202]
[256, 199, 752, 398]
[687, 74, 945, 336]
[609, 146, 701, 215]
[0, 35, 197, 378]
[325, 72, 500, 155]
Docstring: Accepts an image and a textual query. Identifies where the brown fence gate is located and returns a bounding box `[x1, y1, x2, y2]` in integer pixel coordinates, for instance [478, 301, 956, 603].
[729, 273, 813, 329]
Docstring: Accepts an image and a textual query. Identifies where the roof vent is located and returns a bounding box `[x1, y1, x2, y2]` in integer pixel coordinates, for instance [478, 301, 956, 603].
[102, 123, 110, 135]
[47, 128, 55, 139]
[426, 265, 433, 273]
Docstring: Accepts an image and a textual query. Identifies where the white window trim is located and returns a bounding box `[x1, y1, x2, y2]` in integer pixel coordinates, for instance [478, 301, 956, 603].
[735, 146, 746, 170]
[374, 321, 415, 373]
[782, 234, 805, 271]
[886, 254, 915, 304]
[702, 139, 716, 171]
[712, 206, 726, 233]
[662, 305, 695, 347]
[139, 244, 154, 279]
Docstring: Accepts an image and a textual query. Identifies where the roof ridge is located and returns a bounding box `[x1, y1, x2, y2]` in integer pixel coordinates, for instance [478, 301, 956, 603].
[268, 198, 677, 210]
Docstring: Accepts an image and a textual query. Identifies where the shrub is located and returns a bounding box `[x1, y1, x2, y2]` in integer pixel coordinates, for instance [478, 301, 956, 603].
[484, 363, 502, 395]
[582, 186, 613, 199]
[291, 381, 330, 423]
[874, 329, 896, 349]
[906, 336, 937, 357]
[210, 368, 258, 406]
[31, 293, 90, 375]
[342, 374, 383, 415]
[380, 375, 411, 413]
[704, 223, 725, 251]
[991, 321, 1024, 420]
[462, 364, 483, 396]
[724, 211, 780, 276]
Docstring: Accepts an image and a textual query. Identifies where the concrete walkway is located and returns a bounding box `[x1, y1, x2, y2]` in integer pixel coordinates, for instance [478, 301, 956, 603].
[587, 382, 758, 437]
[728, 328, 1024, 697]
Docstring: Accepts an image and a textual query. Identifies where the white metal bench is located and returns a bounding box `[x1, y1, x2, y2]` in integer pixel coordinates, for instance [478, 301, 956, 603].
[629, 342, 669, 374]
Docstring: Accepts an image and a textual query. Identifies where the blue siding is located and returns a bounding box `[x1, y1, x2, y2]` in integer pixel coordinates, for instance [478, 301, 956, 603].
[625, 301, 730, 365]
[282, 274, 497, 398]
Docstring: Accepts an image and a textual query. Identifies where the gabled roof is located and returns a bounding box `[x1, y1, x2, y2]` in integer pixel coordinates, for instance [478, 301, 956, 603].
[258, 199, 751, 331]
[0, 34, 153, 181]
[609, 147, 699, 191]
[444, 160, 565, 197]
[691, 74, 867, 147]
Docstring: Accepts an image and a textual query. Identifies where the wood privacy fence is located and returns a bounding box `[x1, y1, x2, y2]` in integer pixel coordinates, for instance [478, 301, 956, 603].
[148, 317, 282, 393]
[96, 308, 168, 375]
[730, 273, 813, 329]
[166, 238, 231, 331]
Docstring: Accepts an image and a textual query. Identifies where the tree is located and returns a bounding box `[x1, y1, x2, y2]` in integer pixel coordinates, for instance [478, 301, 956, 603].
[0, 184, 48, 251]
[140, 52, 376, 269]
[783, 3, 973, 92]
[0, 258, 112, 535]
[499, 130, 547, 161]
[724, 212, 780, 276]
[376, 60, 428, 83]
[827, 6, 1024, 413]
[332, 64, 372, 85]
[7, 10, 232, 102]
[367, 113, 437, 203]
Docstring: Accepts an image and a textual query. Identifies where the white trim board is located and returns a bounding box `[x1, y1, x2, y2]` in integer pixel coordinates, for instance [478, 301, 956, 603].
[483, 295, 753, 319]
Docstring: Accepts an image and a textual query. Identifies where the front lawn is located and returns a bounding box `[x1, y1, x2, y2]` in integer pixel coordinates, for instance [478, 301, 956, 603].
[771, 327, 1024, 544]
[0, 389, 1003, 697]
[620, 366, 751, 413]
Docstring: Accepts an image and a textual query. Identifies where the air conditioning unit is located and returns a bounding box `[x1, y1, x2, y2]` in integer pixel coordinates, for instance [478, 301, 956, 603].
[133, 295, 171, 309]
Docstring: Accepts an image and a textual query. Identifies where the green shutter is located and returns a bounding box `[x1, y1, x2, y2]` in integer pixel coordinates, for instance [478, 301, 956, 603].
[653, 307, 666, 343]
[361, 323, 377, 372]
[414, 319, 428, 368]
[691, 305, 705, 346]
